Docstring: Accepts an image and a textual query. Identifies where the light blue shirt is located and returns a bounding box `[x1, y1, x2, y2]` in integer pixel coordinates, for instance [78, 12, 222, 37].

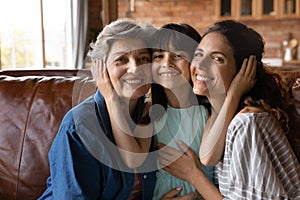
[152, 105, 214, 199]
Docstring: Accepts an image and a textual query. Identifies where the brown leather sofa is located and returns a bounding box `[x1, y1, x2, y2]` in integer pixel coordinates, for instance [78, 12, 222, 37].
[0, 67, 299, 200]
[0, 69, 97, 200]
[268, 66, 300, 115]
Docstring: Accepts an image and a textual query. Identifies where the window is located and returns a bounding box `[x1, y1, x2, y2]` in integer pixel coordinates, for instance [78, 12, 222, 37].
[263, 0, 274, 15]
[284, 0, 296, 14]
[221, 0, 232, 17]
[216, 0, 300, 19]
[241, 0, 252, 16]
[0, 0, 72, 69]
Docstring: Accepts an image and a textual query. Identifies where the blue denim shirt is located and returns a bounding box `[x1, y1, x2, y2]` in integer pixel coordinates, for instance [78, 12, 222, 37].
[39, 90, 157, 200]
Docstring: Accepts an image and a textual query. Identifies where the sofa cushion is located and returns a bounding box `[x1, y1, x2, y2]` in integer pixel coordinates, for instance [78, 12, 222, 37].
[0, 74, 96, 199]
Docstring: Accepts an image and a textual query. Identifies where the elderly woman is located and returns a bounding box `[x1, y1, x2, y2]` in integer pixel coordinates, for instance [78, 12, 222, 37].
[39, 19, 157, 200]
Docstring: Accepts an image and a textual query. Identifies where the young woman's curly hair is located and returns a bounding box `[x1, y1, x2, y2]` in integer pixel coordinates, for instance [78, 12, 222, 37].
[242, 67, 300, 161]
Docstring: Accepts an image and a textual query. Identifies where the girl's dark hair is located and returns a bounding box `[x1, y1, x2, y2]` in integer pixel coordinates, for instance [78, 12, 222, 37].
[152, 23, 201, 59]
[151, 23, 205, 112]
[204, 20, 300, 161]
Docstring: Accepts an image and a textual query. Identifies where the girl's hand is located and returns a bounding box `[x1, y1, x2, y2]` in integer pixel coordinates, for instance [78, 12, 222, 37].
[228, 55, 257, 99]
[158, 141, 202, 184]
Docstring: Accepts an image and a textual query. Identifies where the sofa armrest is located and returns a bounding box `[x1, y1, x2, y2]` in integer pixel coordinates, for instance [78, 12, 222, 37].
[0, 73, 96, 199]
[293, 78, 300, 115]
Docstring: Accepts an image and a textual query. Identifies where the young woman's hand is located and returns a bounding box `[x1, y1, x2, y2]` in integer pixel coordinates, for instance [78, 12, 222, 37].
[228, 55, 257, 99]
[159, 142, 223, 200]
[158, 141, 202, 184]
[160, 189, 201, 200]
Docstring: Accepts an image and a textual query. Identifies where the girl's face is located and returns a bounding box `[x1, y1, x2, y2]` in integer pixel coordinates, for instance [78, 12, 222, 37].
[152, 47, 191, 90]
[105, 38, 152, 100]
[190, 32, 237, 98]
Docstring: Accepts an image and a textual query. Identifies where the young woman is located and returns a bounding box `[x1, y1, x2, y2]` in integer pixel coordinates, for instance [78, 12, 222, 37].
[159, 20, 300, 200]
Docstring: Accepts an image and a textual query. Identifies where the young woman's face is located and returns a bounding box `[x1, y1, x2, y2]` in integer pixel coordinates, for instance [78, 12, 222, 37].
[190, 32, 237, 98]
[152, 47, 191, 90]
[106, 38, 152, 100]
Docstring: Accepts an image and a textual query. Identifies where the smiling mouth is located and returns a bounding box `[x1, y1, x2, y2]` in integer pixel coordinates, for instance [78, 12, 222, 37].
[159, 72, 180, 77]
[124, 79, 143, 84]
[196, 75, 212, 81]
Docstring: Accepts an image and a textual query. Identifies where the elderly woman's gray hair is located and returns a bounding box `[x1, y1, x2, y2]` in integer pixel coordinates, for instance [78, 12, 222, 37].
[87, 18, 156, 79]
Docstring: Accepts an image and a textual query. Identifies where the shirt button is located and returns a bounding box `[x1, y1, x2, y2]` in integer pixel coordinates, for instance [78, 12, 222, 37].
[143, 174, 147, 179]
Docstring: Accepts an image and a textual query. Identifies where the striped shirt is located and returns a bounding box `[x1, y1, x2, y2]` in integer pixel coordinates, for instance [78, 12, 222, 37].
[215, 112, 300, 200]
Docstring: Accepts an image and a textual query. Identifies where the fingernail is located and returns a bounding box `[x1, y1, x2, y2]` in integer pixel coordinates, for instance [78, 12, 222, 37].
[176, 186, 183, 191]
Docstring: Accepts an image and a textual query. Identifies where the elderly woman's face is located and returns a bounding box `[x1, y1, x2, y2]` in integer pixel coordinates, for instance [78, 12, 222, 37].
[106, 38, 152, 100]
[190, 32, 237, 98]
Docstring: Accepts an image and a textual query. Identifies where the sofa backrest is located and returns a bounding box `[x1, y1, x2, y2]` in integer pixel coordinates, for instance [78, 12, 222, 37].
[0, 70, 97, 200]
[0, 69, 92, 77]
